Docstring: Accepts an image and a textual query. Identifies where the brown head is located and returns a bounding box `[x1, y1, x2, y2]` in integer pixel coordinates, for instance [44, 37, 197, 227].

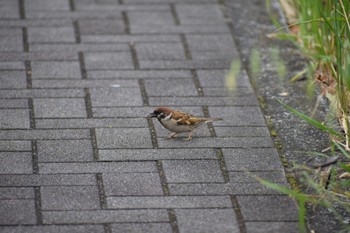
[147, 107, 173, 120]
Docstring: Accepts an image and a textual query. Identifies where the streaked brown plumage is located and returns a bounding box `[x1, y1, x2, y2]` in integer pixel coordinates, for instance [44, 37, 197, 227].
[148, 107, 222, 140]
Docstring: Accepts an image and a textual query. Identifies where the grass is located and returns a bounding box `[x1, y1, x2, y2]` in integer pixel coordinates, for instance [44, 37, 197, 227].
[268, 0, 350, 145]
[264, 100, 350, 232]
[262, 0, 350, 232]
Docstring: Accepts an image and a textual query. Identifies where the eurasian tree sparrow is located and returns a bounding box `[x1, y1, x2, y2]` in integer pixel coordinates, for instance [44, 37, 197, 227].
[148, 107, 222, 140]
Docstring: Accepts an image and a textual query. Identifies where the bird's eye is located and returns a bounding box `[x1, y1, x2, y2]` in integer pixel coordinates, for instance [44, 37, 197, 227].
[157, 112, 165, 118]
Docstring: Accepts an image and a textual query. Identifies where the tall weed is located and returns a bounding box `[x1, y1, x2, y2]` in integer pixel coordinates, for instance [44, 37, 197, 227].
[263, 1, 350, 232]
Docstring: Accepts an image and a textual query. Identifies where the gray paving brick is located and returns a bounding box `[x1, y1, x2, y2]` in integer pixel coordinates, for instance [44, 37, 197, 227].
[0, 35, 22, 52]
[0, 225, 105, 233]
[0, 0, 19, 19]
[136, 43, 186, 60]
[175, 4, 225, 25]
[0, 71, 26, 89]
[148, 96, 258, 106]
[84, 52, 134, 70]
[111, 223, 172, 233]
[96, 128, 152, 149]
[34, 98, 87, 118]
[186, 34, 236, 53]
[139, 59, 232, 70]
[93, 106, 201, 118]
[96, 0, 169, 6]
[0, 51, 78, 61]
[31, 61, 81, 79]
[38, 140, 93, 162]
[128, 11, 175, 26]
[0, 152, 32, 174]
[87, 70, 192, 79]
[30, 43, 129, 52]
[28, 26, 75, 43]
[79, 19, 126, 34]
[75, 1, 170, 10]
[229, 171, 288, 183]
[26, 9, 122, 19]
[107, 196, 231, 209]
[36, 118, 146, 129]
[41, 186, 100, 210]
[43, 209, 169, 224]
[163, 160, 224, 183]
[223, 148, 284, 171]
[82, 34, 181, 43]
[0, 187, 34, 199]
[179, 16, 227, 26]
[0, 28, 21, 35]
[103, 172, 163, 196]
[144, 78, 197, 97]
[0, 61, 24, 70]
[25, 0, 70, 11]
[168, 183, 282, 195]
[158, 137, 273, 148]
[0, 109, 30, 129]
[0, 200, 36, 224]
[0, 19, 72, 27]
[33, 79, 138, 88]
[124, 0, 217, 3]
[245, 222, 299, 233]
[237, 195, 298, 221]
[191, 51, 235, 61]
[0, 72, 27, 89]
[98, 148, 217, 161]
[130, 24, 230, 34]
[0, 174, 96, 186]
[176, 209, 239, 233]
[197, 69, 251, 87]
[39, 161, 157, 174]
[92, 106, 152, 118]
[202, 86, 254, 97]
[215, 126, 271, 137]
[0, 99, 28, 109]
[0, 89, 85, 98]
[209, 107, 266, 126]
[0, 140, 31, 151]
[0, 129, 90, 140]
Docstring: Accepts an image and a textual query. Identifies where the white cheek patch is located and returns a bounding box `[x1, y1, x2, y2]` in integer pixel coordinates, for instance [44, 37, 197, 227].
[163, 112, 172, 121]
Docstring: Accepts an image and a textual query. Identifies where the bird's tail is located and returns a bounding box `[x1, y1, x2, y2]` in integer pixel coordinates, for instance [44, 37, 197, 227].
[204, 117, 223, 123]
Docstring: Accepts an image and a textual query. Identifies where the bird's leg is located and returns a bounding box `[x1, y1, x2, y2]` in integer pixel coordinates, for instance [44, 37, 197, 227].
[167, 132, 178, 139]
[184, 131, 193, 141]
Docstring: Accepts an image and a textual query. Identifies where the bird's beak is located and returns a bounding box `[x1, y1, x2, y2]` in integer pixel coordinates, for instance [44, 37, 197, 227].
[147, 112, 157, 118]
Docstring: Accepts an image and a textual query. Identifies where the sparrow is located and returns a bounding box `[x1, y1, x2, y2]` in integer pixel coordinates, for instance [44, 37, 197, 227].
[147, 107, 222, 140]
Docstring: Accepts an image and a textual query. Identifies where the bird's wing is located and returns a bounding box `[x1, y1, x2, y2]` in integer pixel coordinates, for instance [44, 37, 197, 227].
[172, 110, 205, 125]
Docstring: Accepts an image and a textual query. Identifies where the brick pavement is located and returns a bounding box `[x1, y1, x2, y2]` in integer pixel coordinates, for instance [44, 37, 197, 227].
[0, 0, 299, 232]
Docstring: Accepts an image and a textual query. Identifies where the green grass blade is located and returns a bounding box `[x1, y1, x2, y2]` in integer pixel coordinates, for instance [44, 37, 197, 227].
[277, 99, 343, 138]
[289, 69, 308, 83]
[255, 177, 315, 201]
[333, 141, 350, 159]
[298, 199, 307, 233]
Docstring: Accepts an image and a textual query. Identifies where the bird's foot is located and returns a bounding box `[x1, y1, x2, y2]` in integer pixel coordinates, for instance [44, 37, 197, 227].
[183, 132, 193, 141]
[167, 132, 178, 139]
